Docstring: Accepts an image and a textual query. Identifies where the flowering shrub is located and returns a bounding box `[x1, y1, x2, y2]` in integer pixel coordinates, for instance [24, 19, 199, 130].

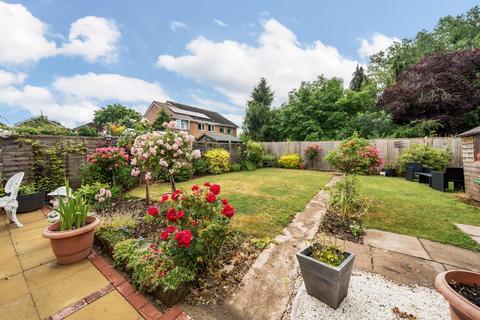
[278, 154, 301, 169]
[86, 147, 130, 185]
[130, 121, 201, 200]
[398, 143, 451, 172]
[204, 148, 230, 174]
[325, 134, 382, 174]
[76, 182, 121, 209]
[305, 144, 322, 161]
[113, 182, 235, 293]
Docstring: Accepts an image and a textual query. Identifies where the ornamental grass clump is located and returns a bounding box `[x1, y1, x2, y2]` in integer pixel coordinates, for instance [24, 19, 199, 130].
[113, 182, 235, 294]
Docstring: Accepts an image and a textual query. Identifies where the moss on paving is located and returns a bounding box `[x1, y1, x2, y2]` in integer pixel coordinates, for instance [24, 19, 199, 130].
[128, 168, 331, 239]
[359, 176, 480, 252]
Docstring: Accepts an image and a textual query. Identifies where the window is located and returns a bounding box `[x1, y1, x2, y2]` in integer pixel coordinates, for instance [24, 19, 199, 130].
[227, 128, 232, 134]
[197, 123, 205, 131]
[208, 124, 215, 132]
[220, 127, 225, 133]
[176, 119, 189, 130]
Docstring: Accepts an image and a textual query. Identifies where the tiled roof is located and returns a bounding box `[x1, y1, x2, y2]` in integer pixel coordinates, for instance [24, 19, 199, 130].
[197, 133, 242, 143]
[459, 126, 480, 137]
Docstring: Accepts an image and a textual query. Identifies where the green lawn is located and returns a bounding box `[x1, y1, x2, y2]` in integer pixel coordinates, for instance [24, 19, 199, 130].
[359, 176, 480, 251]
[129, 168, 332, 239]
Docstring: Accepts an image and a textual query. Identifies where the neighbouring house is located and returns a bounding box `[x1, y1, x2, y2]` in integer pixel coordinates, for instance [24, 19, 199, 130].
[196, 132, 242, 143]
[459, 126, 480, 202]
[143, 101, 238, 138]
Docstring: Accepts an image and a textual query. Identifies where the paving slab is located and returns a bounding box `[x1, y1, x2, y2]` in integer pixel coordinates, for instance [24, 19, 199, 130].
[225, 176, 337, 320]
[343, 241, 373, 272]
[0, 293, 39, 320]
[65, 291, 141, 320]
[364, 229, 430, 259]
[0, 254, 22, 279]
[419, 239, 480, 272]
[0, 273, 29, 304]
[371, 248, 445, 288]
[455, 223, 480, 237]
[473, 236, 480, 245]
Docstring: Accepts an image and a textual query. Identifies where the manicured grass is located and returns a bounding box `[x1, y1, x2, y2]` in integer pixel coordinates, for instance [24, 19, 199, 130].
[359, 176, 480, 251]
[129, 168, 332, 239]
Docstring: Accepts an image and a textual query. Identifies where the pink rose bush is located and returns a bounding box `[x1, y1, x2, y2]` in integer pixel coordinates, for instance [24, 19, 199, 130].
[86, 147, 130, 185]
[130, 121, 201, 201]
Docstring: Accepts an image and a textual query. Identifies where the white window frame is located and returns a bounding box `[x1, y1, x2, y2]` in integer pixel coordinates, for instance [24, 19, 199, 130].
[176, 119, 189, 130]
[208, 124, 215, 132]
[197, 123, 205, 131]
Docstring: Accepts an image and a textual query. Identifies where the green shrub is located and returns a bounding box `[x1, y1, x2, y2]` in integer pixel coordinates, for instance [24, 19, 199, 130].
[76, 182, 121, 209]
[398, 143, 451, 172]
[239, 160, 256, 171]
[262, 153, 277, 167]
[230, 163, 242, 172]
[96, 215, 136, 247]
[245, 141, 264, 167]
[76, 125, 99, 137]
[204, 148, 230, 174]
[192, 157, 209, 175]
[278, 154, 301, 169]
[325, 133, 382, 175]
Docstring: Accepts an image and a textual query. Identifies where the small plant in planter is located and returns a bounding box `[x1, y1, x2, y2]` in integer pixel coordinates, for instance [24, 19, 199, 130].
[380, 163, 397, 177]
[296, 237, 355, 309]
[42, 181, 99, 265]
[17, 183, 45, 213]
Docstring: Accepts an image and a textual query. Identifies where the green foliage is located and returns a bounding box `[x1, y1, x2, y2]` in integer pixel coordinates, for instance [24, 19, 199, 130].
[325, 134, 382, 175]
[328, 175, 370, 224]
[192, 157, 209, 176]
[204, 148, 230, 174]
[310, 238, 346, 267]
[304, 145, 322, 161]
[76, 125, 99, 137]
[152, 109, 171, 130]
[96, 215, 136, 247]
[76, 182, 121, 208]
[349, 65, 368, 91]
[278, 154, 301, 169]
[245, 141, 264, 167]
[93, 104, 141, 129]
[262, 153, 277, 167]
[54, 182, 90, 231]
[339, 111, 396, 139]
[242, 77, 275, 141]
[398, 143, 451, 172]
[238, 160, 256, 171]
[391, 120, 442, 138]
[230, 163, 242, 172]
[15, 115, 73, 136]
[19, 183, 37, 195]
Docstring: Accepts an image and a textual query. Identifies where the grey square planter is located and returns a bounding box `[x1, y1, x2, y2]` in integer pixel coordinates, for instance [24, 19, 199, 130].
[296, 246, 355, 309]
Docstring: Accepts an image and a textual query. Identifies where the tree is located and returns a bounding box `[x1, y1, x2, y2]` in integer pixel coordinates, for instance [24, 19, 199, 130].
[377, 49, 480, 135]
[242, 78, 274, 141]
[93, 104, 141, 129]
[349, 65, 367, 91]
[152, 109, 171, 130]
[368, 6, 480, 89]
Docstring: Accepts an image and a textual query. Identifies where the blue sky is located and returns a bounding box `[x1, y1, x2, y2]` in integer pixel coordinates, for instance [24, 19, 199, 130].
[0, 0, 477, 128]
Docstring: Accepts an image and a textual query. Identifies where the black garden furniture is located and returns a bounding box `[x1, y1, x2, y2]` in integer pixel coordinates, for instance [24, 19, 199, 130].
[405, 163, 424, 181]
[431, 167, 465, 192]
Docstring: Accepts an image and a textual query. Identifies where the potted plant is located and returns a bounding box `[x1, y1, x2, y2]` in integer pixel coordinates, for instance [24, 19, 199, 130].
[43, 182, 99, 265]
[381, 163, 397, 177]
[435, 270, 480, 320]
[296, 238, 355, 309]
[17, 183, 46, 213]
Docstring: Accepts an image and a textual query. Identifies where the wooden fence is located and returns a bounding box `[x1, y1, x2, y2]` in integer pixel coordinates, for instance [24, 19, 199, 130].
[263, 137, 463, 171]
[0, 135, 244, 184]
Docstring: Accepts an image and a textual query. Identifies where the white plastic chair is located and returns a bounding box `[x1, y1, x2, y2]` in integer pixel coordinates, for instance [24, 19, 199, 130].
[0, 172, 25, 227]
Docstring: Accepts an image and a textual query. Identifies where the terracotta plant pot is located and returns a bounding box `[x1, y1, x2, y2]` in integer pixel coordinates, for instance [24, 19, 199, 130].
[43, 216, 99, 265]
[435, 270, 480, 320]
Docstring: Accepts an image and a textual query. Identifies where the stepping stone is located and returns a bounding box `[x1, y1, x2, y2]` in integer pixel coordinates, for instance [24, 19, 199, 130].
[364, 229, 430, 260]
[419, 239, 480, 272]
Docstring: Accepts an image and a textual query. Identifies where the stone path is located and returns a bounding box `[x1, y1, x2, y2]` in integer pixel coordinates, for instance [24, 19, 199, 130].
[455, 223, 480, 244]
[0, 210, 190, 320]
[225, 176, 341, 320]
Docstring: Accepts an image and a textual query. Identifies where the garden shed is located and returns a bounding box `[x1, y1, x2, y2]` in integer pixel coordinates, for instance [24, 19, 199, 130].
[459, 126, 480, 202]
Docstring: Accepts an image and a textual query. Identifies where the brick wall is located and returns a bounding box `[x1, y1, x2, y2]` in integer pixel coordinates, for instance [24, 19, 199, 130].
[461, 136, 480, 201]
[189, 121, 237, 138]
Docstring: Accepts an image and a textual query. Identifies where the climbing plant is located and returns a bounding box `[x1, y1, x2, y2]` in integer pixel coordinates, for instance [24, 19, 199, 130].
[18, 138, 87, 191]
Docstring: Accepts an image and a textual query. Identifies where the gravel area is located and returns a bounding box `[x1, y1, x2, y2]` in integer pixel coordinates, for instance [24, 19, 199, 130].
[291, 270, 450, 320]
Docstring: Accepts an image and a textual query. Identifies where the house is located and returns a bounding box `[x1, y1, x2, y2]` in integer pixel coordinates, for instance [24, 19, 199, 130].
[459, 126, 480, 202]
[143, 101, 238, 138]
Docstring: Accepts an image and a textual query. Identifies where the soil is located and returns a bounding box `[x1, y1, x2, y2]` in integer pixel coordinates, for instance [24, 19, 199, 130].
[319, 210, 364, 243]
[449, 281, 480, 307]
[97, 197, 149, 218]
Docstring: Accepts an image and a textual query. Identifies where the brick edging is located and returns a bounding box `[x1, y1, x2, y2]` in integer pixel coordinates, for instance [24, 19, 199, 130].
[88, 252, 192, 320]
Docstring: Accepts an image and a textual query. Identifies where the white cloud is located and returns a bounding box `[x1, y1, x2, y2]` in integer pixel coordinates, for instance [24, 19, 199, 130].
[169, 21, 188, 31]
[58, 16, 121, 63]
[191, 94, 239, 114]
[157, 18, 359, 108]
[223, 114, 243, 128]
[0, 1, 121, 65]
[0, 73, 169, 127]
[213, 18, 228, 27]
[358, 33, 400, 59]
[53, 72, 168, 102]
[0, 70, 27, 86]
[0, 1, 57, 65]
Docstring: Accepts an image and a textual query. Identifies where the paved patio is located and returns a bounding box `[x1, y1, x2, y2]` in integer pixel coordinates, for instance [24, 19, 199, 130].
[0, 210, 190, 320]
